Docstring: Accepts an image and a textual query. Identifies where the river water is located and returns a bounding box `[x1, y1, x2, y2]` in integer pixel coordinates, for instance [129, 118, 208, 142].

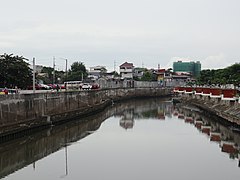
[0, 98, 239, 180]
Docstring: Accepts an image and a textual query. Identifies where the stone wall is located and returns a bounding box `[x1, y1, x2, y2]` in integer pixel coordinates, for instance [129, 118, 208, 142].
[180, 93, 240, 126]
[0, 87, 171, 136]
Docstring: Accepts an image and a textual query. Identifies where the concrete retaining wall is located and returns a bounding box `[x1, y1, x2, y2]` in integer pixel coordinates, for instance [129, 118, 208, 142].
[0, 87, 171, 136]
[180, 93, 240, 126]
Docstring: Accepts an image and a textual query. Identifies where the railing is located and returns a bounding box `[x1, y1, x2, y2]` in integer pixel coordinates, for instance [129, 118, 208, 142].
[97, 80, 163, 89]
[174, 86, 240, 102]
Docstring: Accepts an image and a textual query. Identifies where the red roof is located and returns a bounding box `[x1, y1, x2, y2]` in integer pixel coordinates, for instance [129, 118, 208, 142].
[158, 69, 165, 73]
[120, 62, 134, 68]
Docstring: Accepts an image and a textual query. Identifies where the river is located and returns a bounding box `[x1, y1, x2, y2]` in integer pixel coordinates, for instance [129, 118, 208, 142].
[0, 98, 239, 180]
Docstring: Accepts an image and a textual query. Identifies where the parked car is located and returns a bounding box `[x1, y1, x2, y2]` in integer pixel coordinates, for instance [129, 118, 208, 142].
[27, 84, 42, 90]
[48, 84, 55, 89]
[0, 88, 8, 94]
[0, 87, 18, 94]
[39, 84, 51, 90]
[59, 84, 66, 89]
[81, 83, 92, 90]
[91, 83, 100, 89]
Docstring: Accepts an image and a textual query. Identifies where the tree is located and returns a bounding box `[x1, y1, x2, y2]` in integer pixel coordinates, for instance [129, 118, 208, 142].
[141, 71, 153, 81]
[67, 61, 88, 81]
[197, 63, 240, 86]
[39, 66, 65, 84]
[140, 69, 157, 81]
[38, 66, 54, 84]
[0, 53, 32, 89]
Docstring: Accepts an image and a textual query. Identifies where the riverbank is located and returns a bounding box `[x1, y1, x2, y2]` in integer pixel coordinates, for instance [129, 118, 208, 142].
[0, 87, 172, 140]
[176, 94, 240, 127]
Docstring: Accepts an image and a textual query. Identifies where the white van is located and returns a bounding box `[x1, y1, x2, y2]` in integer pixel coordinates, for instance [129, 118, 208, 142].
[64, 81, 82, 90]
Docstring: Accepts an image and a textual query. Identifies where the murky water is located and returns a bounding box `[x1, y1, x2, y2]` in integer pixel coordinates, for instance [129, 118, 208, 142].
[0, 98, 240, 180]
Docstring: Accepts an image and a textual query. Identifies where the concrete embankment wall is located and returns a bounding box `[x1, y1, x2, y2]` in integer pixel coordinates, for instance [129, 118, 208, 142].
[0, 98, 166, 178]
[180, 94, 240, 126]
[0, 87, 171, 136]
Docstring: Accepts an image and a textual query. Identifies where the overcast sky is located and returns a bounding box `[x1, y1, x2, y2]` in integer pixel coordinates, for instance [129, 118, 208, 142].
[0, 0, 240, 71]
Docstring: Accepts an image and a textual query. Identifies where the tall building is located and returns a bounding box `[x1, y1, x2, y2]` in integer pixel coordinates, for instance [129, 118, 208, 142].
[173, 61, 201, 77]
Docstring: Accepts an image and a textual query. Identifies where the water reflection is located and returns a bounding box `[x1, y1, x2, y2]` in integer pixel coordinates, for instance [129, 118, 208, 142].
[0, 98, 170, 179]
[115, 99, 240, 167]
[0, 114, 104, 179]
[117, 100, 173, 129]
[0, 98, 240, 179]
[173, 104, 240, 165]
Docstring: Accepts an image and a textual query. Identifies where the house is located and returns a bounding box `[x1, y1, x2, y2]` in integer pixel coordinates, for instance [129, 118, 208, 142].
[171, 72, 192, 86]
[156, 69, 166, 86]
[133, 67, 145, 79]
[88, 66, 107, 80]
[119, 110, 134, 129]
[155, 69, 173, 87]
[119, 62, 134, 79]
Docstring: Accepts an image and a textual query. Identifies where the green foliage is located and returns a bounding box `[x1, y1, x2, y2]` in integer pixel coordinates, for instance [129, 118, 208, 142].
[141, 71, 153, 81]
[197, 63, 240, 86]
[39, 66, 54, 84]
[67, 61, 87, 81]
[0, 54, 32, 89]
[140, 70, 157, 81]
[39, 67, 65, 84]
[112, 71, 119, 77]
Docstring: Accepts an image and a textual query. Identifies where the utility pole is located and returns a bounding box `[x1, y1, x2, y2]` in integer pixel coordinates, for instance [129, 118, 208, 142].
[33, 57, 36, 93]
[60, 57, 68, 81]
[65, 59, 68, 80]
[53, 56, 55, 84]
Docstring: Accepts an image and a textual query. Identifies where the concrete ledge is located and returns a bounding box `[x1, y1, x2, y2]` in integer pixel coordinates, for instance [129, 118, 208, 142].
[0, 87, 172, 139]
[179, 96, 240, 126]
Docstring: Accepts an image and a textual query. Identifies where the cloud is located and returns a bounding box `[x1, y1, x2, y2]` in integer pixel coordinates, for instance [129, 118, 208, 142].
[202, 54, 227, 69]
[164, 54, 233, 70]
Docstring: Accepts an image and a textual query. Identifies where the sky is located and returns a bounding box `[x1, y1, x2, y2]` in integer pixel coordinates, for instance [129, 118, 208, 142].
[0, 0, 240, 72]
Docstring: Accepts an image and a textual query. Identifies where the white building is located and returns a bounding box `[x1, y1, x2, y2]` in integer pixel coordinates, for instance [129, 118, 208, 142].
[88, 66, 107, 80]
[119, 62, 134, 79]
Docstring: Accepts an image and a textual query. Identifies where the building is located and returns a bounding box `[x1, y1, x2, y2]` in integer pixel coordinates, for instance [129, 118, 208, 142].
[119, 109, 134, 129]
[156, 69, 168, 86]
[119, 62, 134, 79]
[133, 67, 145, 80]
[173, 61, 201, 77]
[155, 68, 194, 87]
[171, 72, 192, 86]
[88, 66, 107, 80]
[35, 65, 49, 79]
